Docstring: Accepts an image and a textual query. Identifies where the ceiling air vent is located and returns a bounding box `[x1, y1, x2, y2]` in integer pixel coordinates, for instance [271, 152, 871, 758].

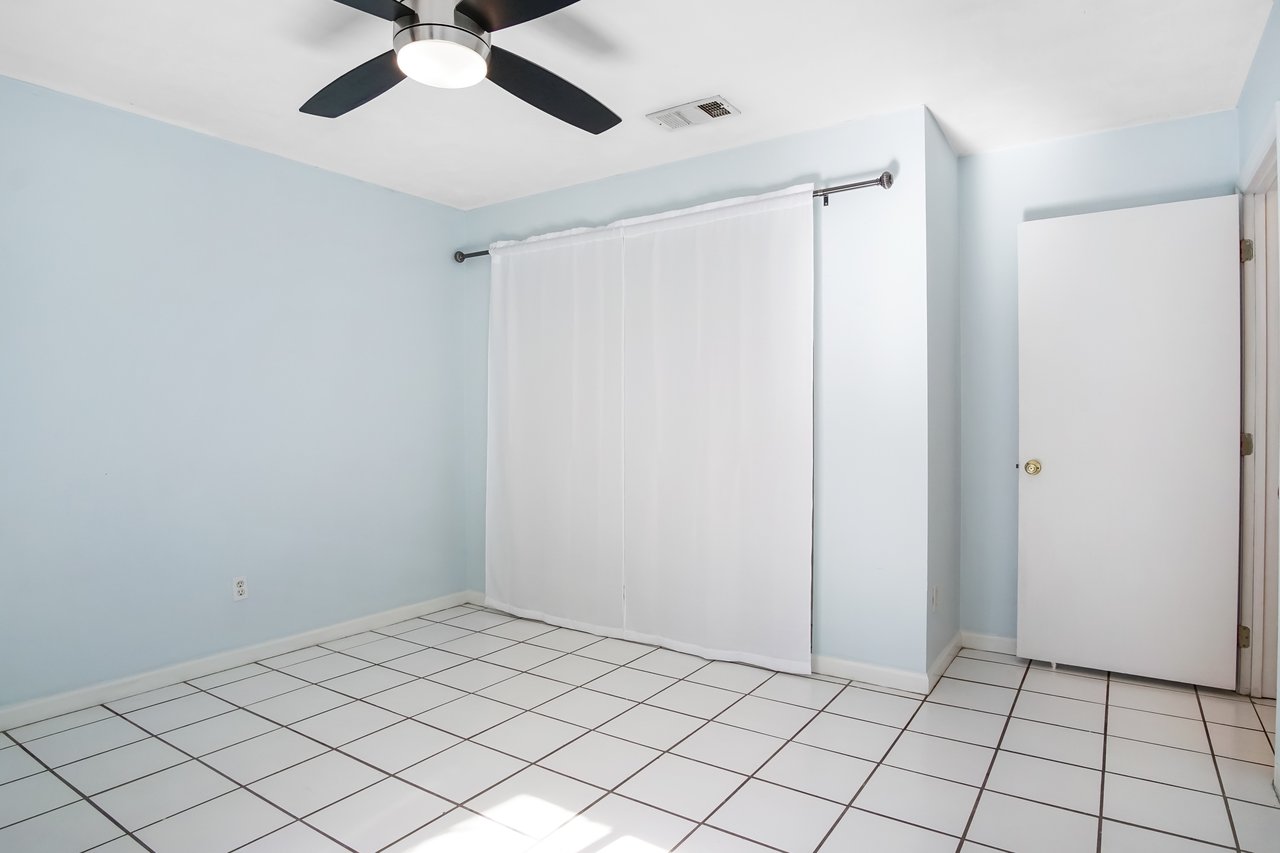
[647, 97, 741, 131]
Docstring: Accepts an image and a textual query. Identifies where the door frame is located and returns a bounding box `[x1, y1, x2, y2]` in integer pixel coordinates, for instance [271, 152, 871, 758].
[1240, 140, 1278, 698]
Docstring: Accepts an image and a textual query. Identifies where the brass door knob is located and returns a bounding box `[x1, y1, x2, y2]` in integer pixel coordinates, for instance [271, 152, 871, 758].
[1024, 459, 1042, 476]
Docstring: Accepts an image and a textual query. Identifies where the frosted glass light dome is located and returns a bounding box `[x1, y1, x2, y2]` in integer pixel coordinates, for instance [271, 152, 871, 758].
[397, 38, 488, 89]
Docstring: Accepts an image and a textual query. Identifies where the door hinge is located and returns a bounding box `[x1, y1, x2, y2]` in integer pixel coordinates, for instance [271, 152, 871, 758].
[1239, 625, 1251, 649]
[1241, 239, 1255, 263]
[1241, 433, 1255, 456]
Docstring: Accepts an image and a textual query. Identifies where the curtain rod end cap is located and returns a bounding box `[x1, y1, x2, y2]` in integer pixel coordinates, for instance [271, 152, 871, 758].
[879, 172, 894, 189]
[453, 251, 467, 264]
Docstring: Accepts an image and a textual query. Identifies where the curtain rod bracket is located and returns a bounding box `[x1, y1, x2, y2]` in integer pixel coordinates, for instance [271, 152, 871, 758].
[452, 170, 893, 263]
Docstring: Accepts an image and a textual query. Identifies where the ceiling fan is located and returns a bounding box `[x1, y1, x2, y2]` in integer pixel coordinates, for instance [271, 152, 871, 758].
[300, 0, 621, 134]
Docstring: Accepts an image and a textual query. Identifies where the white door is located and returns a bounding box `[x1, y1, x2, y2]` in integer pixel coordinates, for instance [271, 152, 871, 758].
[1018, 195, 1241, 689]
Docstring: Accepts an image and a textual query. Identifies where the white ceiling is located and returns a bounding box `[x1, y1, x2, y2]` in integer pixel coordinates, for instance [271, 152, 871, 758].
[0, 1, 1271, 209]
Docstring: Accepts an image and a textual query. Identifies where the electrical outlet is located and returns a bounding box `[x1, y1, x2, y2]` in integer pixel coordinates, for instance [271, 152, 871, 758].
[233, 577, 248, 601]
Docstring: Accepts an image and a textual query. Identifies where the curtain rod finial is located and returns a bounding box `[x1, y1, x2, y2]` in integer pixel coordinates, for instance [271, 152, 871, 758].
[453, 251, 467, 264]
[879, 171, 894, 190]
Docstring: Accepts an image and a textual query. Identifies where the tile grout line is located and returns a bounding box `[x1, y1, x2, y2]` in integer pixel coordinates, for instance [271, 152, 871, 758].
[136, 653, 1271, 849]
[183, 646, 629, 849]
[955, 654, 1033, 852]
[948, 671, 1273, 735]
[2, 673, 1024, 806]
[963, 690, 1272, 752]
[5, 732, 159, 784]
[574, 669, 1008, 851]
[1248, 697, 1275, 752]
[389, 644, 879, 851]
[352, 652, 798, 852]
[1101, 818, 1238, 850]
[816, 647, 985, 853]
[419, 651, 725, 849]
[3, 712, 122, 752]
[211, 632, 746, 850]
[81, 606, 498, 850]
[4, 635, 1271, 853]
[493, 645, 895, 851]
[211, 689, 524, 852]
[6, 736, 155, 852]
[668, 667, 836, 851]
[0, 627, 835, 765]
[0, 606, 503, 852]
[2, 625, 1269, 850]
[1096, 671, 1111, 853]
[1, 604, 871, 754]
[539, 657, 784, 853]
[295, 638, 1275, 851]
[159, 617, 600, 760]
[96, 702, 361, 853]
[18, 633, 614, 784]
[192, 623, 601, 849]
[1193, 685, 1243, 852]
[13, 615, 1261, 853]
[226, 610, 586, 850]
[870, 653, 981, 849]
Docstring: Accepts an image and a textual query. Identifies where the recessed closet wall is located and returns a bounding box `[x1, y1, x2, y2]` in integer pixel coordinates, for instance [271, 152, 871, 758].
[456, 107, 961, 682]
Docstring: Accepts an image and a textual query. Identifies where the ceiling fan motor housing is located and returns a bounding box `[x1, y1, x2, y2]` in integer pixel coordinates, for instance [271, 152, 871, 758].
[393, 0, 491, 64]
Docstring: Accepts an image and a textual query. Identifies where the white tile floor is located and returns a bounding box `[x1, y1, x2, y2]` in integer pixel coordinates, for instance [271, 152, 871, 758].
[1, 603, 1276, 852]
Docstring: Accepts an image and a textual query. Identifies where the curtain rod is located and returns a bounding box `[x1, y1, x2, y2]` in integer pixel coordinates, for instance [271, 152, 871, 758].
[451, 171, 894, 264]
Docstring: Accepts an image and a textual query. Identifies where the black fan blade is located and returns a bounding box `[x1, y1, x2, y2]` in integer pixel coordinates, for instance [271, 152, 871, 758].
[457, 0, 580, 32]
[332, 0, 415, 21]
[301, 51, 406, 117]
[487, 46, 620, 134]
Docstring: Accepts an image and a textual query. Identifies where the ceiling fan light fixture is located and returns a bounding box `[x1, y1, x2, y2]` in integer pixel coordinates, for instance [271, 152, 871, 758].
[393, 24, 490, 89]
[303, 0, 620, 132]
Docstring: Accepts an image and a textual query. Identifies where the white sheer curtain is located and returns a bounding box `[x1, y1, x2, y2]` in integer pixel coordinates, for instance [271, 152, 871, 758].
[621, 189, 815, 672]
[485, 228, 626, 631]
[486, 185, 815, 672]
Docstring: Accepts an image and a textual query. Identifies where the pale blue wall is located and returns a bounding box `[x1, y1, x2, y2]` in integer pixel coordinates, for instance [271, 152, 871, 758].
[0, 76, 471, 705]
[456, 109, 937, 673]
[957, 111, 1240, 639]
[1238, 3, 1280, 175]
[925, 112, 961, 666]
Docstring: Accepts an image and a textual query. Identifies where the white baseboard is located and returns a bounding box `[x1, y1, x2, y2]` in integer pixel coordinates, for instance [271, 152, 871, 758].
[2, 594, 1023, 731]
[960, 631, 1017, 656]
[813, 631, 993, 696]
[0, 591, 479, 731]
[813, 655, 930, 695]
[927, 632, 963, 691]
